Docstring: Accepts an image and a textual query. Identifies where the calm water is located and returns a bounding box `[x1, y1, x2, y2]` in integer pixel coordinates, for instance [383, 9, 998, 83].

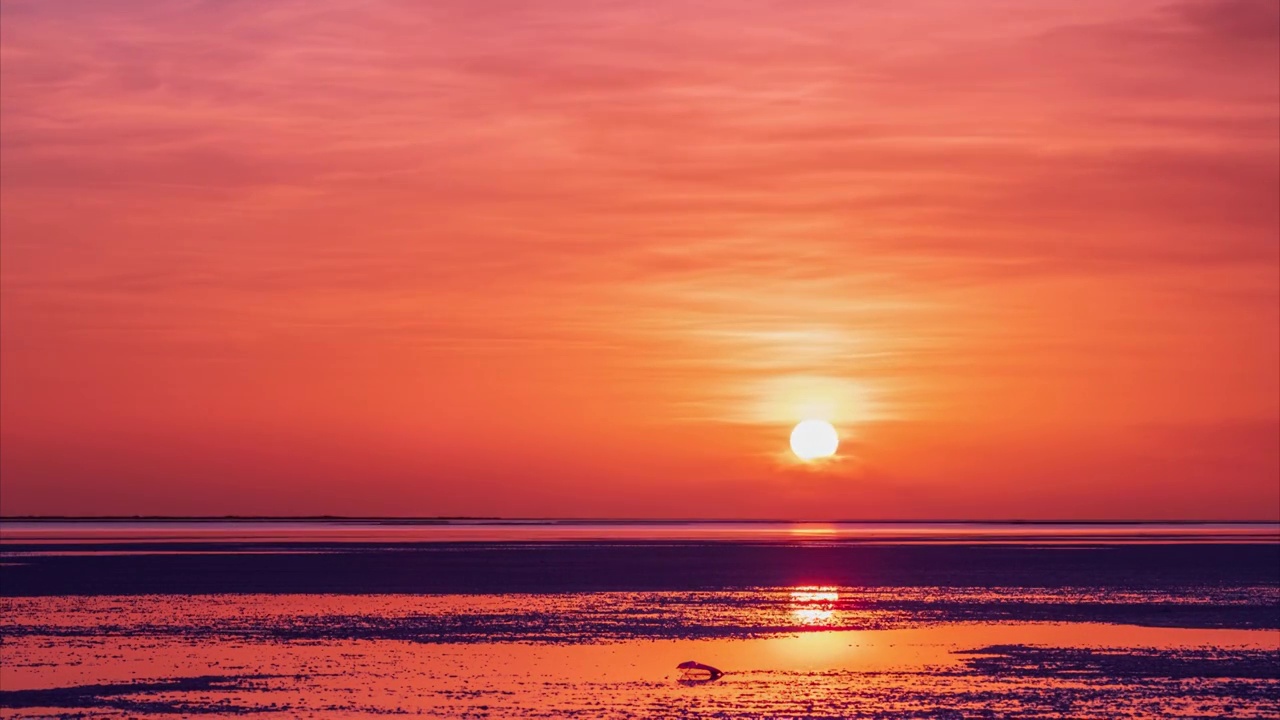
[2, 519, 1277, 544]
[1, 521, 1278, 718]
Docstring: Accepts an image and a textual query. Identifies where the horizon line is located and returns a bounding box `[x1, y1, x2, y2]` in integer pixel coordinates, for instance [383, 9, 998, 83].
[1, 515, 1277, 525]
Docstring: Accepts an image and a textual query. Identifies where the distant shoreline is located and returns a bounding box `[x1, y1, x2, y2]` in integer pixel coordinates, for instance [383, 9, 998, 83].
[1, 516, 1276, 525]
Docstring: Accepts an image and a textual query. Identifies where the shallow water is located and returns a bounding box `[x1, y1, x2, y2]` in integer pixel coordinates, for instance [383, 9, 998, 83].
[1, 522, 1278, 718]
[1, 602, 1277, 718]
[3, 519, 1276, 545]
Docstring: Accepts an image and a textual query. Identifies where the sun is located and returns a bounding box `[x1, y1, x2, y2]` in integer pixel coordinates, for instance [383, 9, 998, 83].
[790, 419, 839, 460]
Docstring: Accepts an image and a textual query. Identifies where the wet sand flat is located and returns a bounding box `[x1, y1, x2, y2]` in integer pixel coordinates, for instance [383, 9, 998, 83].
[1, 522, 1277, 718]
[2, 607, 1277, 718]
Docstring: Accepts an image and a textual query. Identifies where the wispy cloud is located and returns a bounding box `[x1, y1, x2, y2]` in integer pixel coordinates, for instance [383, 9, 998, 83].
[1, 0, 1275, 516]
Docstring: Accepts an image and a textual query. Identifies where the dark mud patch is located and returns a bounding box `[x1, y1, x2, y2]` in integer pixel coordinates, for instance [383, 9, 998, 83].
[0, 674, 290, 715]
[957, 644, 1280, 680]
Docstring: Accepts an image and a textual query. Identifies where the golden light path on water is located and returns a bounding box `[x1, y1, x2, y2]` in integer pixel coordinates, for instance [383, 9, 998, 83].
[790, 585, 840, 625]
[2, 591, 1276, 717]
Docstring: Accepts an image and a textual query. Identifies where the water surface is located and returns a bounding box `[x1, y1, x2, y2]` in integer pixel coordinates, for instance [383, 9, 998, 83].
[1, 520, 1277, 718]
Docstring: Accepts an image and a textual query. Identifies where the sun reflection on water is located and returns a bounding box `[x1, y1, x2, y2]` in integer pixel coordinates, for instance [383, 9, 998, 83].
[787, 524, 838, 539]
[790, 586, 839, 625]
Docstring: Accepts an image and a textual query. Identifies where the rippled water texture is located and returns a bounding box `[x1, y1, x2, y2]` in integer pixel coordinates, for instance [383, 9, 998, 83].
[1, 522, 1278, 718]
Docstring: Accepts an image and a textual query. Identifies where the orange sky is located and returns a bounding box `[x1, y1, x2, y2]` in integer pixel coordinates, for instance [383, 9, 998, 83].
[1, 0, 1277, 519]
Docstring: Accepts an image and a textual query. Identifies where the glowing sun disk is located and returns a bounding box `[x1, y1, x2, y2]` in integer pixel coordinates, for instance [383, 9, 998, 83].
[790, 420, 839, 460]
